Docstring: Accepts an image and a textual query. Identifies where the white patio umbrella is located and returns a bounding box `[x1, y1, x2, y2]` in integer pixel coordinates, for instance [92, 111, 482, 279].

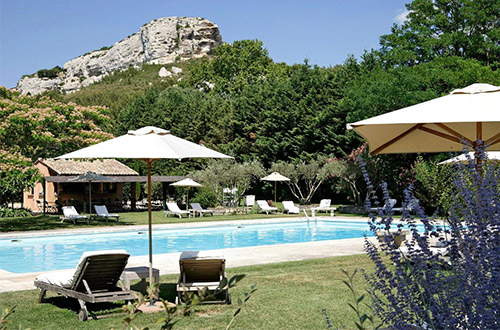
[170, 178, 202, 210]
[347, 84, 500, 156]
[68, 172, 114, 214]
[438, 151, 500, 165]
[57, 126, 231, 290]
[261, 172, 290, 205]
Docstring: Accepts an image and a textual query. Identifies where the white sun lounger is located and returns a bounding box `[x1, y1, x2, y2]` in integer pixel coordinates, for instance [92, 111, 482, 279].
[282, 201, 300, 214]
[165, 202, 190, 218]
[256, 200, 278, 214]
[94, 205, 120, 222]
[60, 206, 89, 224]
[190, 203, 214, 217]
[34, 250, 134, 321]
[311, 199, 336, 217]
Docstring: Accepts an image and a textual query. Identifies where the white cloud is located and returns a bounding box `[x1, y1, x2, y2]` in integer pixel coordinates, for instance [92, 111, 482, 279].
[394, 9, 410, 24]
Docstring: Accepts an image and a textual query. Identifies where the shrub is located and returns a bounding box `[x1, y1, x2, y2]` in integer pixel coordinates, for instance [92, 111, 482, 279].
[36, 66, 64, 79]
[362, 147, 500, 329]
[0, 208, 32, 218]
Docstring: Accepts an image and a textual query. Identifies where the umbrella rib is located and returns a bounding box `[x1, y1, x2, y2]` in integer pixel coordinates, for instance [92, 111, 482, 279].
[485, 132, 500, 147]
[371, 124, 423, 154]
[418, 126, 462, 144]
[435, 123, 473, 144]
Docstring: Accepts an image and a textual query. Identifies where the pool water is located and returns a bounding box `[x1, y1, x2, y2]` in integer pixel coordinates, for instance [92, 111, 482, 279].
[0, 220, 372, 273]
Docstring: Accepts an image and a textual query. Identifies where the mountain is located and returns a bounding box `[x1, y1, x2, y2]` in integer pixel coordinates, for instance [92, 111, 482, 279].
[16, 17, 222, 95]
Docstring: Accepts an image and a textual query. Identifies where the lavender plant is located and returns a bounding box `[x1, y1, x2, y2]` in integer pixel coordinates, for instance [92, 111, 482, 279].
[362, 146, 500, 329]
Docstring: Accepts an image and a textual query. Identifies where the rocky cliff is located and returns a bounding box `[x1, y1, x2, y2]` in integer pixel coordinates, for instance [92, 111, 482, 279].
[16, 17, 222, 95]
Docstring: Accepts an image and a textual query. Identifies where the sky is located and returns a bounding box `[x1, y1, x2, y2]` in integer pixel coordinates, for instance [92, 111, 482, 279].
[0, 0, 410, 88]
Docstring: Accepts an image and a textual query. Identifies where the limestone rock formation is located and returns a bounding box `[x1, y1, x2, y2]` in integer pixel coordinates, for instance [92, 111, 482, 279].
[16, 17, 222, 95]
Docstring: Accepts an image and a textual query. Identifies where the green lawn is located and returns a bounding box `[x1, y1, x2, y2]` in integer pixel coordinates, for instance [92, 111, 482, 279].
[0, 255, 376, 329]
[0, 211, 299, 233]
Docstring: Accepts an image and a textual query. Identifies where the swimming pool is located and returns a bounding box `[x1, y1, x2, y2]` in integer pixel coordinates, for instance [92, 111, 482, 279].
[0, 220, 373, 273]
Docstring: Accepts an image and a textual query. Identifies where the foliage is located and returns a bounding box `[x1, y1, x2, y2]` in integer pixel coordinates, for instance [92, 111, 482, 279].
[36, 66, 64, 79]
[0, 306, 15, 330]
[271, 155, 338, 204]
[185, 40, 275, 95]
[412, 156, 456, 215]
[362, 148, 500, 328]
[0, 87, 113, 161]
[189, 187, 217, 208]
[0, 87, 113, 204]
[380, 0, 500, 67]
[62, 63, 186, 117]
[0, 149, 40, 206]
[342, 269, 381, 330]
[122, 275, 254, 330]
[0, 208, 32, 218]
[191, 159, 265, 206]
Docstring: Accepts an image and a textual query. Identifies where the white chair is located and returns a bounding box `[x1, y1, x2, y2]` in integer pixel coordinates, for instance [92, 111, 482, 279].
[165, 202, 190, 218]
[60, 206, 89, 224]
[282, 201, 300, 214]
[94, 205, 120, 222]
[256, 200, 278, 214]
[190, 203, 214, 217]
[311, 199, 336, 217]
[245, 195, 255, 207]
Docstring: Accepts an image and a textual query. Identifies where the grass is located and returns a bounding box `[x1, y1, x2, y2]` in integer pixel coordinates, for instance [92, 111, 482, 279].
[0, 255, 376, 329]
[0, 211, 299, 233]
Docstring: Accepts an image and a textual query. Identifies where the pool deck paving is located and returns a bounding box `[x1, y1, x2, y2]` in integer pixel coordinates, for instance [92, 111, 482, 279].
[0, 216, 376, 293]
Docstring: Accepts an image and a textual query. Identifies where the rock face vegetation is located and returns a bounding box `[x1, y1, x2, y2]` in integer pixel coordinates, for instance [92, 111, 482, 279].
[16, 17, 222, 95]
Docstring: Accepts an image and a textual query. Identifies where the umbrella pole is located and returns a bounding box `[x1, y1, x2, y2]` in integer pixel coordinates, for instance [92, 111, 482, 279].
[146, 159, 154, 303]
[186, 187, 189, 210]
[274, 181, 277, 206]
[89, 182, 92, 215]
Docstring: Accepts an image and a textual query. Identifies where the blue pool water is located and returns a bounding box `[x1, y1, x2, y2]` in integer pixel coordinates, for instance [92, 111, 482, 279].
[0, 220, 374, 273]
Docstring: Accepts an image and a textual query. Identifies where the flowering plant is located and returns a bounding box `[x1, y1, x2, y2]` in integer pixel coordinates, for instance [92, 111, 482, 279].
[362, 146, 500, 329]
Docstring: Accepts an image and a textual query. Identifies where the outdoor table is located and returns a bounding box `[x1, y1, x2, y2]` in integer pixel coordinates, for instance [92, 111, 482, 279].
[311, 208, 336, 217]
[121, 266, 160, 295]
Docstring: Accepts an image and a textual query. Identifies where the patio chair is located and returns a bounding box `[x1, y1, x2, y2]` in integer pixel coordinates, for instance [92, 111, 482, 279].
[282, 201, 300, 214]
[256, 200, 278, 214]
[34, 250, 135, 321]
[190, 203, 214, 217]
[94, 205, 120, 222]
[60, 206, 89, 224]
[165, 202, 190, 218]
[311, 199, 336, 217]
[176, 251, 230, 305]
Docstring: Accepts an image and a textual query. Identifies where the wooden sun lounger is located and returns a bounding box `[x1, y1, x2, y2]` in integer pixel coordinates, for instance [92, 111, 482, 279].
[34, 250, 135, 321]
[176, 251, 230, 305]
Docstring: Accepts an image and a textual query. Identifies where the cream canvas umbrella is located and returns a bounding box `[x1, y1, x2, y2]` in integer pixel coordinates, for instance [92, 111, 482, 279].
[57, 126, 231, 290]
[438, 151, 500, 165]
[170, 178, 202, 210]
[347, 84, 500, 156]
[68, 171, 114, 214]
[261, 172, 290, 205]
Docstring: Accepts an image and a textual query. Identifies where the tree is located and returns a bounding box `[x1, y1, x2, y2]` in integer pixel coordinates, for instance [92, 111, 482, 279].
[0, 87, 112, 204]
[0, 149, 40, 207]
[191, 159, 265, 206]
[380, 0, 500, 67]
[185, 40, 275, 96]
[271, 155, 338, 204]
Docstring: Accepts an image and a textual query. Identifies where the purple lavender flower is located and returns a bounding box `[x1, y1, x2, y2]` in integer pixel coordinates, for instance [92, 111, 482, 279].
[360, 145, 500, 329]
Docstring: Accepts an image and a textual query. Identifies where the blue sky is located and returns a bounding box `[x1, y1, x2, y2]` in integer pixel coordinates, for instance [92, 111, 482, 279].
[0, 0, 409, 88]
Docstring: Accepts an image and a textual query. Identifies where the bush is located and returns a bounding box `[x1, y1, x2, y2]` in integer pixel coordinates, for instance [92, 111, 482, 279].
[190, 187, 217, 208]
[36, 66, 64, 79]
[0, 208, 32, 218]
